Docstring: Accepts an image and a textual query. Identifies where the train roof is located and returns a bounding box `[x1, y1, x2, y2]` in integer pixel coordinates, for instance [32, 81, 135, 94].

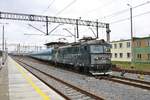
[57, 39, 110, 49]
[81, 39, 107, 45]
[44, 42, 68, 46]
[31, 48, 53, 55]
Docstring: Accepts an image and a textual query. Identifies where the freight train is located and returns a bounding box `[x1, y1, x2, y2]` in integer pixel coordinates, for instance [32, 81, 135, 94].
[30, 39, 112, 75]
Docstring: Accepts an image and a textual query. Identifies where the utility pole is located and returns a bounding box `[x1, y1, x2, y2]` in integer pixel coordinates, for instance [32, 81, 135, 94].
[127, 4, 133, 64]
[5, 40, 7, 60]
[127, 4, 133, 39]
[2, 25, 4, 65]
[0, 23, 8, 65]
[74, 27, 76, 42]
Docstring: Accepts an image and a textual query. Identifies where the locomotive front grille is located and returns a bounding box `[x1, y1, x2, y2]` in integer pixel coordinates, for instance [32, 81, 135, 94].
[91, 54, 111, 65]
[89, 64, 112, 75]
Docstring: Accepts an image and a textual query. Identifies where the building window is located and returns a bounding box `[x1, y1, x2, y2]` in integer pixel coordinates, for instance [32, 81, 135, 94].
[114, 44, 117, 49]
[147, 40, 150, 46]
[120, 53, 123, 58]
[127, 42, 130, 48]
[148, 54, 150, 60]
[137, 54, 141, 59]
[119, 43, 123, 48]
[136, 41, 141, 47]
[115, 53, 117, 58]
[127, 53, 131, 58]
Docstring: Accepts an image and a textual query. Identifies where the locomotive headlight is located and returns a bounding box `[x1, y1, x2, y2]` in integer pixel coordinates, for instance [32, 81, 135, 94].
[94, 57, 99, 60]
[94, 57, 102, 61]
[105, 48, 110, 52]
[104, 46, 110, 53]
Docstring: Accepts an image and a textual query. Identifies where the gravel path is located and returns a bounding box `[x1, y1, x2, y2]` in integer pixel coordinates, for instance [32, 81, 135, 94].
[15, 56, 150, 100]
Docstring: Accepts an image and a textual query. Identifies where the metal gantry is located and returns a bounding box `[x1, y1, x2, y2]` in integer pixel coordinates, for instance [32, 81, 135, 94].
[0, 11, 111, 42]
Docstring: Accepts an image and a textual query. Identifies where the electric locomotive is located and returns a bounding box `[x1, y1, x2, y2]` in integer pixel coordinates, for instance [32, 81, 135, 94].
[51, 38, 112, 75]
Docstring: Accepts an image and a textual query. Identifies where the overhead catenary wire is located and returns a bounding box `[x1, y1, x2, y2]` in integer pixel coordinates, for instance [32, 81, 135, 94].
[83, 0, 120, 16]
[55, 0, 77, 16]
[42, 0, 56, 13]
[88, 27, 97, 38]
[46, 0, 77, 38]
[28, 0, 76, 36]
[101, 1, 150, 19]
[48, 24, 63, 35]
[27, 0, 55, 35]
[28, 24, 46, 34]
[45, 0, 55, 10]
[101, 9, 128, 19]
[42, 0, 77, 37]
[110, 10, 150, 24]
[133, 1, 150, 8]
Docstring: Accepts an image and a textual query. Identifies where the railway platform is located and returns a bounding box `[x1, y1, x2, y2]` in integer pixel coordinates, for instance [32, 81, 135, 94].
[0, 56, 65, 100]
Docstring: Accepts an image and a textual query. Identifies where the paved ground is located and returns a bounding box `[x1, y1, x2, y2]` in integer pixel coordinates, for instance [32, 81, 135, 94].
[0, 57, 65, 100]
[9, 57, 65, 100]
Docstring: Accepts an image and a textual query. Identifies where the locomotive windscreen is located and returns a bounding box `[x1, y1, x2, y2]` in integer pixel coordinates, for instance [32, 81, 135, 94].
[90, 45, 110, 53]
[90, 45, 111, 64]
[90, 45, 104, 53]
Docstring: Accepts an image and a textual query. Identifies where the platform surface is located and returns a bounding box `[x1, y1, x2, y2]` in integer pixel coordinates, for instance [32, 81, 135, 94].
[0, 57, 65, 100]
[0, 58, 9, 100]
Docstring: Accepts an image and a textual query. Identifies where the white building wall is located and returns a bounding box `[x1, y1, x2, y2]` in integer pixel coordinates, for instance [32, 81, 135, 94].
[111, 40, 131, 62]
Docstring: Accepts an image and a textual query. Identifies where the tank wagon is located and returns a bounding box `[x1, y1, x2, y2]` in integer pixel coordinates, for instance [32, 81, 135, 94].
[30, 39, 112, 75]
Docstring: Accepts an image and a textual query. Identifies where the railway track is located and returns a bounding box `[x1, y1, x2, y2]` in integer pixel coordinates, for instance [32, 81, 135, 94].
[14, 58, 104, 100]
[112, 67, 150, 75]
[96, 75, 150, 91]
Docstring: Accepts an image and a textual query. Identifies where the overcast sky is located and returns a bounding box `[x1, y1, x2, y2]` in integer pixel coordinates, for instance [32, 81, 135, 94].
[0, 0, 150, 45]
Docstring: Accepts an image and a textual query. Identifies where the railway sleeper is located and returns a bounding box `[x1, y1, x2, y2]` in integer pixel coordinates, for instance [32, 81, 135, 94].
[66, 89, 78, 93]
[70, 94, 91, 100]
[65, 89, 81, 94]
[74, 95, 92, 100]
[66, 92, 84, 96]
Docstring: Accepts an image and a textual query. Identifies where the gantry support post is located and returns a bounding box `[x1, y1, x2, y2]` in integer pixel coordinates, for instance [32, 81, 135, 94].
[76, 19, 79, 38]
[106, 24, 111, 43]
[46, 16, 49, 35]
[96, 20, 99, 38]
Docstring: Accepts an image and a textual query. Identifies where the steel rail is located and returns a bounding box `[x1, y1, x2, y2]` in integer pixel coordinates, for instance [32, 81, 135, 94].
[98, 75, 150, 91]
[111, 75, 150, 86]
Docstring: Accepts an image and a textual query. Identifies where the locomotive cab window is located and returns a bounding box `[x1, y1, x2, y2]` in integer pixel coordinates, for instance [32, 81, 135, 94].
[84, 46, 88, 51]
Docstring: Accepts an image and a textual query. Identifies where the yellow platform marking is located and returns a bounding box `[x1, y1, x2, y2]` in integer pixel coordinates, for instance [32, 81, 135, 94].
[11, 58, 50, 100]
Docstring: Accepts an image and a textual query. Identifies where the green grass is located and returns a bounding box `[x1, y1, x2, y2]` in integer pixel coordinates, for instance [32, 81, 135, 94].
[112, 61, 150, 72]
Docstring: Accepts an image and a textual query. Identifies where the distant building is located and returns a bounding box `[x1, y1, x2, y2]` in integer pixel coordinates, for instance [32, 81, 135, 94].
[110, 39, 131, 62]
[132, 37, 150, 64]
[8, 44, 45, 55]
